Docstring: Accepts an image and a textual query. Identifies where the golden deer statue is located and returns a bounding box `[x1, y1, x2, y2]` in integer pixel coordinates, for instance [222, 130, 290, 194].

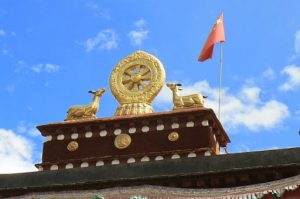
[65, 88, 105, 121]
[166, 83, 206, 109]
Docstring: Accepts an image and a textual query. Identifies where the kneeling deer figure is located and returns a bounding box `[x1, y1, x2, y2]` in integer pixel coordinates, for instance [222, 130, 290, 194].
[65, 88, 105, 121]
[166, 83, 206, 109]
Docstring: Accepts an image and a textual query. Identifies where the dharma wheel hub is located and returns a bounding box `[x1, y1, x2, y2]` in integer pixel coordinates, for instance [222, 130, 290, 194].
[110, 50, 166, 116]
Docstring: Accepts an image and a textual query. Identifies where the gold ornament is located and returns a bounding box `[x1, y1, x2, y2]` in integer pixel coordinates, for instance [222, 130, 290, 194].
[114, 134, 132, 149]
[110, 51, 166, 116]
[65, 88, 105, 121]
[67, 141, 79, 151]
[168, 132, 179, 142]
[166, 83, 206, 109]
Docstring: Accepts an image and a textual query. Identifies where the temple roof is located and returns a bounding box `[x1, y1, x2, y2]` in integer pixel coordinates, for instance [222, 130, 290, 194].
[1, 147, 300, 197]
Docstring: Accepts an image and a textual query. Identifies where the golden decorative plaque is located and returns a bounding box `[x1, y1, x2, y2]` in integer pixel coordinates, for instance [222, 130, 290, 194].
[168, 132, 179, 142]
[114, 134, 132, 149]
[110, 50, 166, 116]
[67, 141, 79, 152]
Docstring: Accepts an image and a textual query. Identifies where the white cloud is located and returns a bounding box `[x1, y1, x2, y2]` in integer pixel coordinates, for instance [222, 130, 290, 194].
[295, 30, 300, 56]
[14, 60, 27, 73]
[129, 30, 149, 46]
[279, 65, 300, 91]
[239, 87, 261, 104]
[0, 128, 36, 173]
[290, 30, 300, 60]
[262, 67, 276, 80]
[14, 61, 60, 74]
[155, 81, 289, 131]
[1, 48, 13, 57]
[27, 128, 40, 137]
[31, 66, 41, 73]
[17, 121, 27, 134]
[31, 63, 60, 73]
[128, 19, 149, 47]
[135, 19, 147, 29]
[17, 121, 40, 137]
[0, 29, 5, 37]
[7, 62, 60, 93]
[85, 29, 118, 52]
[86, 2, 110, 19]
[230, 100, 288, 131]
[44, 63, 60, 73]
[5, 84, 16, 93]
[295, 107, 300, 120]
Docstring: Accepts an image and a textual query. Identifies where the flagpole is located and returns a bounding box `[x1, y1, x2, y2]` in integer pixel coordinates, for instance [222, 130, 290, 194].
[218, 43, 223, 120]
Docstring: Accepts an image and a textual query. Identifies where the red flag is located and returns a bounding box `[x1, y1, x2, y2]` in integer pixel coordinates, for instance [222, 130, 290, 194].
[198, 13, 225, 62]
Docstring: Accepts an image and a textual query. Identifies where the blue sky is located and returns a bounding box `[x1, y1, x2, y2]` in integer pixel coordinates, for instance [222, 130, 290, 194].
[0, 0, 300, 173]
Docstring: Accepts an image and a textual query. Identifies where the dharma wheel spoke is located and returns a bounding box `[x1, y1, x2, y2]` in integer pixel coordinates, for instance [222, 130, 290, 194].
[141, 73, 151, 80]
[126, 82, 134, 90]
[139, 80, 146, 88]
[125, 70, 134, 76]
[122, 65, 152, 91]
[133, 83, 139, 91]
[141, 68, 150, 75]
[122, 78, 131, 84]
[136, 65, 141, 73]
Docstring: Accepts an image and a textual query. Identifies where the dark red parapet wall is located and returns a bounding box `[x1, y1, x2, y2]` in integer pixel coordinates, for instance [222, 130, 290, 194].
[36, 108, 230, 171]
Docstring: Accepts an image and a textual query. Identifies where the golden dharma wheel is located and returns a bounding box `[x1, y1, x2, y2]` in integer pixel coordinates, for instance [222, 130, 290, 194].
[110, 51, 166, 116]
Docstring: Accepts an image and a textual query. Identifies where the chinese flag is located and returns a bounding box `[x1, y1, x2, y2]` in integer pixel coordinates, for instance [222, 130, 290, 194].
[198, 13, 225, 62]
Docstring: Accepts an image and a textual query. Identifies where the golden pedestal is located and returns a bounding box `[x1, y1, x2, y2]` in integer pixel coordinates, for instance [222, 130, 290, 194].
[114, 102, 154, 116]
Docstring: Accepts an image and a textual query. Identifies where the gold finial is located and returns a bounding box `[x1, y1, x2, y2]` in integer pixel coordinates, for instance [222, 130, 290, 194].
[110, 51, 166, 116]
[166, 83, 207, 109]
[64, 88, 105, 121]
